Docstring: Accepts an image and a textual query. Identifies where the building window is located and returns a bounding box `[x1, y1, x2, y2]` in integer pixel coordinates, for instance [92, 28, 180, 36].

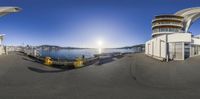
[153, 27, 182, 33]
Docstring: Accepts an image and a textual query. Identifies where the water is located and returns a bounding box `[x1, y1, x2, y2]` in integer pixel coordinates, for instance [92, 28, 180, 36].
[39, 48, 134, 60]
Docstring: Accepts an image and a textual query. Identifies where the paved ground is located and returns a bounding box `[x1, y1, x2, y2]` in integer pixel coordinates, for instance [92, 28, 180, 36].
[134, 54, 200, 89]
[0, 52, 200, 99]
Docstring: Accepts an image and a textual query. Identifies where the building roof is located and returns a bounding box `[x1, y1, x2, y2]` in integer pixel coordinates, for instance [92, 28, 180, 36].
[175, 7, 200, 33]
[194, 34, 200, 38]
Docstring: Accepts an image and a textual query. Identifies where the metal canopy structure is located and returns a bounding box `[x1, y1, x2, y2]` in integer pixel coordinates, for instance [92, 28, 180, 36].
[0, 7, 21, 17]
[0, 6, 21, 46]
[175, 7, 200, 33]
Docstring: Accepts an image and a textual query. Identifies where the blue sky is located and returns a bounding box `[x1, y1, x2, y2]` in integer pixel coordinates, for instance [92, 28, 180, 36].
[0, 0, 200, 48]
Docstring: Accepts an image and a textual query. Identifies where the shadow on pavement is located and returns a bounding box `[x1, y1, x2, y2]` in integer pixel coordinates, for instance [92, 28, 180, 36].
[115, 55, 124, 59]
[97, 58, 114, 65]
[22, 57, 42, 64]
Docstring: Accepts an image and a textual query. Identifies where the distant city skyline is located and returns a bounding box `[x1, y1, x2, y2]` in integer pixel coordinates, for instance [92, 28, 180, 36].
[0, 0, 200, 48]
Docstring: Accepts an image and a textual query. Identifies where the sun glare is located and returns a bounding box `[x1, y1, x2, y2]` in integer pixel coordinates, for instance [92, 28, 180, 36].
[97, 40, 103, 47]
[97, 40, 103, 54]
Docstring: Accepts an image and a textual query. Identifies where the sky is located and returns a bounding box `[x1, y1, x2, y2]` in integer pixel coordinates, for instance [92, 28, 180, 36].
[0, 0, 200, 48]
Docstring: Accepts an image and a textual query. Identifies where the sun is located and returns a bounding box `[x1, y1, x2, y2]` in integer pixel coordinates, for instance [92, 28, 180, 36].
[97, 40, 103, 54]
[97, 40, 103, 47]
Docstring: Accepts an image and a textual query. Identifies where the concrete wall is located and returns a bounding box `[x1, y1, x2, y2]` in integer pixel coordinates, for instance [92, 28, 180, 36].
[168, 33, 191, 43]
[145, 35, 166, 59]
[0, 46, 4, 55]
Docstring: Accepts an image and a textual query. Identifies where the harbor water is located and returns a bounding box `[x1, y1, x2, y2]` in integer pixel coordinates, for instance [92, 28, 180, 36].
[39, 48, 135, 60]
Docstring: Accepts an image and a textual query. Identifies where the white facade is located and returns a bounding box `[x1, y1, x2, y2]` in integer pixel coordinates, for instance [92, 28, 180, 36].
[145, 34, 166, 59]
[145, 7, 200, 61]
[145, 33, 194, 60]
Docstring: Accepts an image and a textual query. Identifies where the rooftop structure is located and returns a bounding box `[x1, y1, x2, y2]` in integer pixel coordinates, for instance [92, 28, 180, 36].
[152, 15, 184, 37]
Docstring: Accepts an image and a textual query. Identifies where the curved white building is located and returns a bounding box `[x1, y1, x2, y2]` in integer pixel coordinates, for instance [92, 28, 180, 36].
[0, 7, 21, 55]
[145, 7, 200, 61]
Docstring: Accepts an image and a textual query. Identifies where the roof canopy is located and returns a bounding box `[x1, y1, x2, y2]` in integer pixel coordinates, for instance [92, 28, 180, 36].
[0, 7, 21, 39]
[0, 7, 21, 17]
[175, 7, 200, 32]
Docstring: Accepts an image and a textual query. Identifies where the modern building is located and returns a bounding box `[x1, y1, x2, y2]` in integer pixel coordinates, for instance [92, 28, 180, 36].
[0, 7, 21, 55]
[145, 7, 200, 61]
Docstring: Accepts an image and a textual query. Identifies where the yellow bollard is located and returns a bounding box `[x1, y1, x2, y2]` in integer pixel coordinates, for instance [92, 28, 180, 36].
[74, 57, 84, 68]
[44, 57, 53, 66]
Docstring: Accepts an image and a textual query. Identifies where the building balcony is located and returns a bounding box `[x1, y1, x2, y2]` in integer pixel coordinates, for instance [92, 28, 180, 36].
[152, 24, 183, 29]
[152, 18, 183, 23]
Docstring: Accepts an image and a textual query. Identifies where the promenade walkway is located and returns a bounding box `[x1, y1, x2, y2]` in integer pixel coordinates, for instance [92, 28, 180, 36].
[0, 52, 200, 99]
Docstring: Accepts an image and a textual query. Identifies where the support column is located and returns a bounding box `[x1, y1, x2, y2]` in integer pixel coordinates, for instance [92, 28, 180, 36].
[182, 42, 185, 60]
[166, 34, 169, 62]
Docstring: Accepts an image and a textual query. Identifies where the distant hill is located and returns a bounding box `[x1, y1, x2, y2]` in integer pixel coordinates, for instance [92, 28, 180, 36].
[117, 44, 145, 49]
[38, 45, 88, 49]
[37, 44, 145, 50]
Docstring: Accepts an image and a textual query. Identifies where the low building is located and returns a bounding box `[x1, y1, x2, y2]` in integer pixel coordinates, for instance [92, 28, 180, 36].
[0, 34, 4, 55]
[145, 7, 200, 61]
